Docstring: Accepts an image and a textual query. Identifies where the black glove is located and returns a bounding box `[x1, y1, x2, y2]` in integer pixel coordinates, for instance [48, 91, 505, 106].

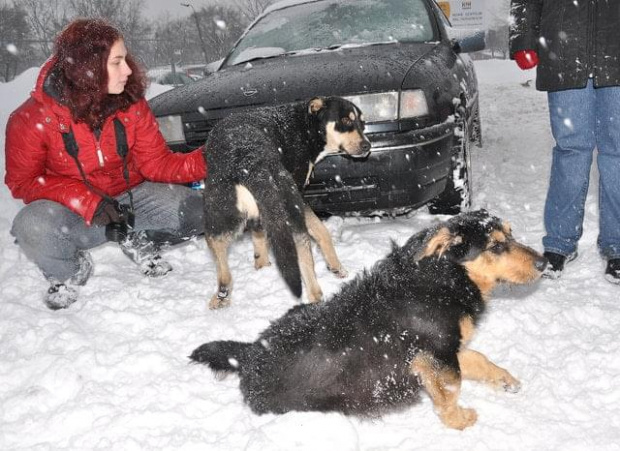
[91, 199, 123, 227]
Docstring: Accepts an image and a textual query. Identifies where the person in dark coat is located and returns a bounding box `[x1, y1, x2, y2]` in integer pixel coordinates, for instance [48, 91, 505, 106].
[509, 0, 620, 283]
[4, 19, 207, 309]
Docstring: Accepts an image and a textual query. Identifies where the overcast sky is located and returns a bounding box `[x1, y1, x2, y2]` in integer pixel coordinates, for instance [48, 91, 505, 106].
[144, 0, 507, 25]
[145, 0, 224, 19]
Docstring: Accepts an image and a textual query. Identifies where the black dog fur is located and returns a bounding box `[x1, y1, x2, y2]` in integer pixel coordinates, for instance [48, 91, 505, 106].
[190, 210, 548, 429]
[202, 96, 370, 309]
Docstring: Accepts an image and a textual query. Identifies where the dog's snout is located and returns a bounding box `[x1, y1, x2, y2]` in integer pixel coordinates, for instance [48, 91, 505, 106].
[535, 255, 548, 273]
[350, 139, 371, 158]
[361, 140, 371, 153]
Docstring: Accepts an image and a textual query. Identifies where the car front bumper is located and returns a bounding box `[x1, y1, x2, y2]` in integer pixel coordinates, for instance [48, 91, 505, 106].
[304, 121, 455, 215]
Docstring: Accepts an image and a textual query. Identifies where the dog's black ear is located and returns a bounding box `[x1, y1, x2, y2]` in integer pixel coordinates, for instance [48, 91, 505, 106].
[308, 97, 325, 115]
[414, 227, 463, 261]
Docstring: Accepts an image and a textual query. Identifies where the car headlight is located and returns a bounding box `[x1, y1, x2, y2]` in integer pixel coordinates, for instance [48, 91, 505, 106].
[399, 90, 429, 119]
[344, 90, 429, 123]
[156, 115, 185, 144]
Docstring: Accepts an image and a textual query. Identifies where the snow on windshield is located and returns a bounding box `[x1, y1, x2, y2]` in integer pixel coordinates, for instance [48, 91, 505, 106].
[227, 0, 434, 66]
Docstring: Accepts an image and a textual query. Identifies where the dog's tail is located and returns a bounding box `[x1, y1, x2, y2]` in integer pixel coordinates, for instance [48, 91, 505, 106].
[189, 340, 252, 373]
[246, 174, 303, 298]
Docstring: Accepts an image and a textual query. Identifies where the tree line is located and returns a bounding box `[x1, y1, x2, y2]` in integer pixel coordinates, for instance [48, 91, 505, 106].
[0, 0, 274, 82]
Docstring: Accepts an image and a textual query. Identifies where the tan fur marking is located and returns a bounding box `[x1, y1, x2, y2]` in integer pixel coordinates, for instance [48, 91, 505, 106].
[502, 221, 512, 235]
[294, 233, 322, 303]
[206, 234, 234, 309]
[309, 97, 324, 114]
[490, 230, 507, 243]
[251, 230, 271, 270]
[304, 207, 347, 277]
[464, 256, 496, 298]
[465, 240, 544, 297]
[236, 185, 259, 219]
[411, 352, 477, 430]
[459, 316, 476, 348]
[419, 228, 457, 259]
[324, 122, 368, 155]
[458, 349, 521, 392]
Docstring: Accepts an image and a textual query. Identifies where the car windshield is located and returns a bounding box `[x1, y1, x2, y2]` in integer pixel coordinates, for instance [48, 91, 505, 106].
[224, 0, 435, 66]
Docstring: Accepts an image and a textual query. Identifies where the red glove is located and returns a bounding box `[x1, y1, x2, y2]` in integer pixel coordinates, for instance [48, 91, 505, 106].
[514, 50, 539, 70]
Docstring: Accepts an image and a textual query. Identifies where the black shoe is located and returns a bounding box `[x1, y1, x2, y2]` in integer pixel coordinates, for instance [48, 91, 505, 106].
[44, 281, 79, 310]
[605, 258, 620, 285]
[542, 251, 577, 279]
[120, 230, 172, 278]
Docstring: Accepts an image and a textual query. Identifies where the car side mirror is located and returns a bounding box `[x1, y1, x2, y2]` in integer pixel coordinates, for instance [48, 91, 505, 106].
[448, 28, 486, 54]
[204, 58, 224, 76]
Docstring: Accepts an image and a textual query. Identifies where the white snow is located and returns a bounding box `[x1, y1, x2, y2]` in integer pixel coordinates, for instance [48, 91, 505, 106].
[1, 60, 620, 450]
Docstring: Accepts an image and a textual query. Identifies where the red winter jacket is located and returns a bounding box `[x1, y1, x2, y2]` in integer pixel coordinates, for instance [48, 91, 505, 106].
[4, 58, 207, 224]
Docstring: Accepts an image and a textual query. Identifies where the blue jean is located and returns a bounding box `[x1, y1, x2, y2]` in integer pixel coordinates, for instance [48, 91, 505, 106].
[10, 182, 204, 282]
[544, 79, 620, 259]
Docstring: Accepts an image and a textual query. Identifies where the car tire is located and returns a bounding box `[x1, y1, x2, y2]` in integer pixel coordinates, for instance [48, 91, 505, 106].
[471, 101, 483, 147]
[427, 106, 472, 215]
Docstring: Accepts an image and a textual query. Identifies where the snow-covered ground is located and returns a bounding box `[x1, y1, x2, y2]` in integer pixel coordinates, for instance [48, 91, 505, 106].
[1, 60, 619, 450]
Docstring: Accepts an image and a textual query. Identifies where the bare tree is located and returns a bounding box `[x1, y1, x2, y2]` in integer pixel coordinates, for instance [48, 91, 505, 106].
[67, 0, 150, 47]
[0, 3, 33, 80]
[195, 5, 247, 61]
[152, 4, 247, 69]
[152, 17, 195, 70]
[231, 0, 275, 22]
[486, 0, 511, 59]
[21, 0, 70, 59]
[487, 27, 509, 59]
[4, 0, 256, 79]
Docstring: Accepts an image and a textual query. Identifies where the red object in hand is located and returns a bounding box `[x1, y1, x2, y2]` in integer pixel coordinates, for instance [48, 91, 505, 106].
[514, 50, 539, 70]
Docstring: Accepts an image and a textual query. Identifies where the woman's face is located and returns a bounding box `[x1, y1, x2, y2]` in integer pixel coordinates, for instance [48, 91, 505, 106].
[107, 39, 132, 94]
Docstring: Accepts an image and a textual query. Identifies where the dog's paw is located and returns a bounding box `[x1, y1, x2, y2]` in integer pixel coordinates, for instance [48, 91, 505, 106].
[209, 294, 231, 310]
[254, 253, 271, 270]
[501, 375, 521, 393]
[329, 266, 348, 278]
[491, 369, 521, 393]
[441, 406, 478, 430]
[307, 292, 324, 304]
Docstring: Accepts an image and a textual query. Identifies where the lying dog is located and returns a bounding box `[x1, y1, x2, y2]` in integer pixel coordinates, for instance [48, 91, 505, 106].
[190, 210, 547, 429]
[202, 96, 370, 309]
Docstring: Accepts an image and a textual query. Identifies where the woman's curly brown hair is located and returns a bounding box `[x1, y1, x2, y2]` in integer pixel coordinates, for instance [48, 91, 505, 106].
[50, 18, 147, 129]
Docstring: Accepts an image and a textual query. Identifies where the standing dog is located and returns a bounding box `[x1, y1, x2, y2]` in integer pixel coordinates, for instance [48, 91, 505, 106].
[190, 210, 547, 429]
[202, 97, 370, 309]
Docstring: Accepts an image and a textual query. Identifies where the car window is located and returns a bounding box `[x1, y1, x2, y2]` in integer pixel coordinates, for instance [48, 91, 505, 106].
[225, 0, 436, 66]
[158, 72, 194, 86]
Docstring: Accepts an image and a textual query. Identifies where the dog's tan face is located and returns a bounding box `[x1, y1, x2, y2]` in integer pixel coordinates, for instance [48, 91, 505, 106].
[417, 210, 547, 297]
[463, 223, 546, 294]
[309, 97, 371, 158]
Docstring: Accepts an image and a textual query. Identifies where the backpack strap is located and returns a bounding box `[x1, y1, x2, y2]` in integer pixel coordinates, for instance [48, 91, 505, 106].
[112, 118, 134, 209]
[113, 118, 129, 158]
[61, 120, 134, 212]
[61, 127, 116, 203]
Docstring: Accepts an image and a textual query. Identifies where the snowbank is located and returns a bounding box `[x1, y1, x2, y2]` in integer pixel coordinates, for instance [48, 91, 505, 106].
[1, 60, 619, 450]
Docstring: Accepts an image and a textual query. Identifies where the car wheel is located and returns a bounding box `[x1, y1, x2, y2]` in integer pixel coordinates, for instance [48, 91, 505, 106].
[471, 102, 482, 147]
[428, 107, 472, 215]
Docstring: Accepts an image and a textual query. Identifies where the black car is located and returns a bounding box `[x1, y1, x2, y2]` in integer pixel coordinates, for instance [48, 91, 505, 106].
[149, 0, 485, 215]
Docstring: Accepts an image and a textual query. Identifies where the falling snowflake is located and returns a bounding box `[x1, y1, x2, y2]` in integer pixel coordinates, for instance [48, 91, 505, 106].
[228, 358, 239, 368]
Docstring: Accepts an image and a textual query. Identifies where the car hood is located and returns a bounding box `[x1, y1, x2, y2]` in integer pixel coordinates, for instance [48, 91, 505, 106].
[150, 43, 437, 116]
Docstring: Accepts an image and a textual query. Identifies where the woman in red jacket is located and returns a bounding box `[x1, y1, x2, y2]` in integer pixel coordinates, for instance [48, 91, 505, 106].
[5, 19, 207, 310]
